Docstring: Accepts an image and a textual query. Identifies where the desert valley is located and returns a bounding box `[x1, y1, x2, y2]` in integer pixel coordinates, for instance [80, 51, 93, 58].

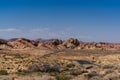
[0, 38, 119, 80]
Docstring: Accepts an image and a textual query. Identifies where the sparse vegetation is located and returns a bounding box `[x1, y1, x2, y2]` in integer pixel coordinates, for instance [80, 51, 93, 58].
[55, 74, 71, 80]
[16, 69, 29, 75]
[70, 69, 83, 76]
[0, 48, 119, 80]
[29, 63, 61, 73]
[0, 70, 8, 75]
[14, 54, 23, 58]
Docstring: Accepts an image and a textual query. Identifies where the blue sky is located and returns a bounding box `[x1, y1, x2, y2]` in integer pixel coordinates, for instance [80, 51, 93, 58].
[0, 0, 120, 42]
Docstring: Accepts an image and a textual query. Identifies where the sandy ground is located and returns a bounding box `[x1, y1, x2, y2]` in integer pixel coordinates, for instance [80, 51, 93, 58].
[0, 49, 120, 80]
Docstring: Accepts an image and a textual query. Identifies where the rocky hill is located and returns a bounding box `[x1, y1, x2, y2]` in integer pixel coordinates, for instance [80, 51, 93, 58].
[0, 38, 120, 50]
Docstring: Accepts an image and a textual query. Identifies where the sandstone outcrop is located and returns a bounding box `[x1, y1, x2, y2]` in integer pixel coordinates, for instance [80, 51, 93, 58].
[0, 38, 119, 50]
[37, 39, 63, 49]
[63, 38, 79, 49]
[0, 39, 12, 49]
[7, 38, 35, 49]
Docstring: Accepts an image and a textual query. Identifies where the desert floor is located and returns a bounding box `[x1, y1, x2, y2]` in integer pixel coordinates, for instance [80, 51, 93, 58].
[0, 49, 120, 80]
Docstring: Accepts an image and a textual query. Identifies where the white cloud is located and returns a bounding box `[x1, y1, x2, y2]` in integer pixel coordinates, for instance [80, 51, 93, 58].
[0, 28, 92, 41]
[0, 28, 20, 32]
[28, 28, 92, 40]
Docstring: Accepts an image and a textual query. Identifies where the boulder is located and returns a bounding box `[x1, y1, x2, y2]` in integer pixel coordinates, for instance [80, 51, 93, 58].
[48, 39, 63, 46]
[63, 38, 79, 49]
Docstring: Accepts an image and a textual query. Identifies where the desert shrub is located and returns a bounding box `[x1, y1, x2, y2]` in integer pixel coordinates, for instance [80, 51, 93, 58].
[16, 69, 29, 75]
[103, 74, 120, 80]
[89, 76, 102, 80]
[66, 63, 75, 68]
[29, 63, 61, 73]
[55, 74, 71, 80]
[43, 64, 60, 73]
[0, 70, 8, 75]
[85, 71, 99, 79]
[103, 65, 116, 69]
[14, 54, 23, 58]
[70, 69, 83, 76]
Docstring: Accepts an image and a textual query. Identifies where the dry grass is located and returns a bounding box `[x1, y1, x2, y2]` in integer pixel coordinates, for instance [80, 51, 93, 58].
[0, 49, 120, 80]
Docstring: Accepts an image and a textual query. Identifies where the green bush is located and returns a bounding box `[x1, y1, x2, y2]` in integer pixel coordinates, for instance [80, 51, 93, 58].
[16, 69, 29, 75]
[55, 75, 71, 80]
[0, 70, 8, 75]
[14, 54, 23, 58]
[29, 63, 61, 73]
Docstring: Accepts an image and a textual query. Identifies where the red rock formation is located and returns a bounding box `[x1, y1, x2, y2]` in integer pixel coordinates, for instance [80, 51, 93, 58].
[63, 38, 79, 49]
[7, 38, 35, 49]
[37, 39, 63, 49]
[0, 39, 12, 49]
[0, 37, 119, 50]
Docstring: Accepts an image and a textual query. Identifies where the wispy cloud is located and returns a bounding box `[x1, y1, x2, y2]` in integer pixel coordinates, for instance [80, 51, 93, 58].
[0, 28, 20, 32]
[28, 28, 92, 40]
[0, 28, 92, 41]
